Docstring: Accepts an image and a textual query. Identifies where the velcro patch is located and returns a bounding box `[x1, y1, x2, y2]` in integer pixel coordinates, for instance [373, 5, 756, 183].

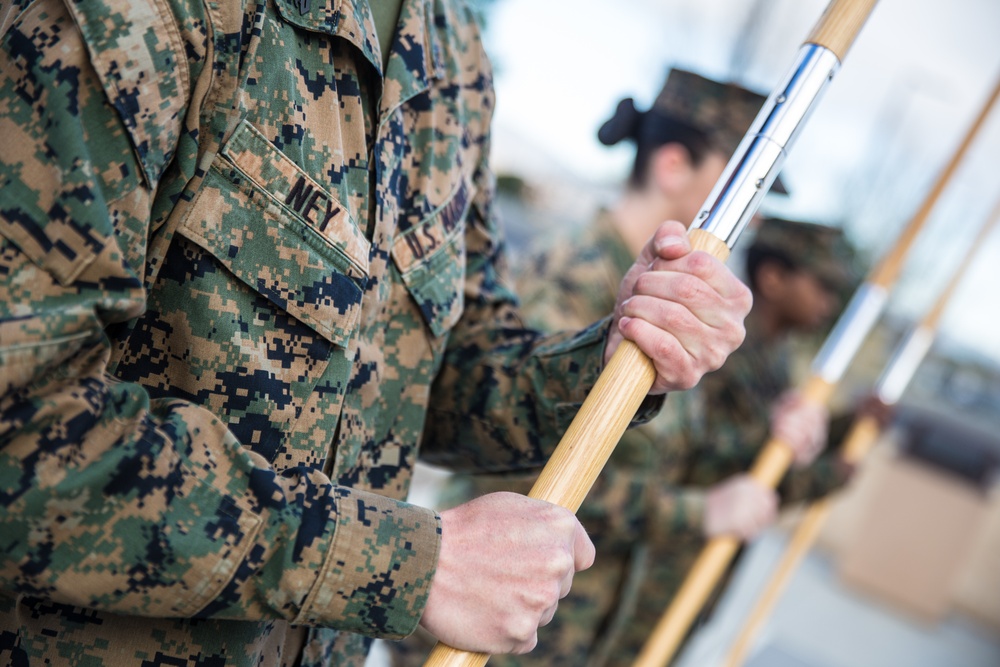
[391, 177, 471, 273]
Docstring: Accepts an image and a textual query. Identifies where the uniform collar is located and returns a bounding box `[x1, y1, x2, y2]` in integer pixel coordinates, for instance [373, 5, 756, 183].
[274, 0, 444, 115]
[273, 0, 382, 75]
[380, 0, 445, 116]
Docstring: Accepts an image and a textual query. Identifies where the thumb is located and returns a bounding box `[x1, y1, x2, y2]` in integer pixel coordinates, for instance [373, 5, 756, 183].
[649, 220, 692, 261]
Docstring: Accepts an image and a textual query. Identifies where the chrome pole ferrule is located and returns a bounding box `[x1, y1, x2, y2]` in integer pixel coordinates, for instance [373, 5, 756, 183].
[811, 283, 889, 383]
[875, 325, 935, 405]
[691, 44, 842, 248]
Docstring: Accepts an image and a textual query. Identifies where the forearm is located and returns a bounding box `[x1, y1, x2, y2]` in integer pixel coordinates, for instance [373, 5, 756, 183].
[1, 304, 439, 637]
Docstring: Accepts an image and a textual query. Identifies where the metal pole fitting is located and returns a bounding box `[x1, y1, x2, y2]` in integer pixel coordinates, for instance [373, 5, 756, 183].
[811, 282, 889, 383]
[691, 44, 842, 249]
[875, 325, 935, 405]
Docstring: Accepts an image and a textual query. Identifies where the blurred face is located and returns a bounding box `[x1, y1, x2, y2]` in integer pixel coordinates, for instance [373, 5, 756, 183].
[675, 149, 730, 225]
[650, 144, 730, 227]
[776, 268, 840, 333]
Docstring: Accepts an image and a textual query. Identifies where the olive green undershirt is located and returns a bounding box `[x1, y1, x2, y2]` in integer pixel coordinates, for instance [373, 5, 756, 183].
[369, 0, 403, 70]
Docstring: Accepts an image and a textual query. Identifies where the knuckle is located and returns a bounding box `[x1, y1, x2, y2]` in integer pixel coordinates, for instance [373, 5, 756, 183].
[702, 338, 727, 372]
[723, 314, 746, 342]
[735, 282, 753, 311]
[544, 507, 577, 538]
[661, 302, 688, 331]
[634, 272, 656, 295]
[507, 617, 537, 648]
[537, 544, 574, 581]
[552, 549, 575, 578]
[687, 251, 713, 274]
[554, 505, 578, 528]
[675, 364, 699, 390]
[672, 274, 701, 302]
[520, 586, 551, 615]
[510, 631, 539, 655]
[651, 336, 679, 368]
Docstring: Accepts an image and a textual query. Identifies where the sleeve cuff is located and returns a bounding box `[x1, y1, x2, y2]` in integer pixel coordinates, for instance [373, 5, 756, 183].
[544, 316, 665, 432]
[631, 393, 666, 426]
[294, 488, 441, 639]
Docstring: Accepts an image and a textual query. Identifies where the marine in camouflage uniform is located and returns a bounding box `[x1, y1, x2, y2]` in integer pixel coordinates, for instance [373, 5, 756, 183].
[607, 221, 862, 667]
[387, 71, 859, 667]
[0, 0, 694, 664]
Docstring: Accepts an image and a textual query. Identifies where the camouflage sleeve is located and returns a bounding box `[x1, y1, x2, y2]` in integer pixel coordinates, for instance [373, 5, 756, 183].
[573, 393, 707, 550]
[699, 388, 771, 467]
[650, 486, 707, 544]
[0, 0, 437, 640]
[779, 449, 851, 504]
[572, 427, 661, 551]
[683, 353, 774, 485]
[511, 229, 620, 335]
[419, 161, 662, 472]
[574, 446, 707, 551]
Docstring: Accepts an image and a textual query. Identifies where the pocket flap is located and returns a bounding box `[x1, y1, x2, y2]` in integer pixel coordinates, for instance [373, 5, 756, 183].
[272, 0, 340, 35]
[178, 121, 369, 347]
[391, 178, 472, 337]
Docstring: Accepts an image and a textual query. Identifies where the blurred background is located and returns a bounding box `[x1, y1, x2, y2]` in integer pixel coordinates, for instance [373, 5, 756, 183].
[373, 0, 1000, 665]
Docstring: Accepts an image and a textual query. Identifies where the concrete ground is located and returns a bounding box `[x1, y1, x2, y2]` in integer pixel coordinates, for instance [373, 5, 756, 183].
[673, 527, 1000, 667]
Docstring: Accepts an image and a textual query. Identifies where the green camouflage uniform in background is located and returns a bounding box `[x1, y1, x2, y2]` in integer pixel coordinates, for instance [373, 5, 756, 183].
[0, 0, 663, 664]
[387, 68, 855, 667]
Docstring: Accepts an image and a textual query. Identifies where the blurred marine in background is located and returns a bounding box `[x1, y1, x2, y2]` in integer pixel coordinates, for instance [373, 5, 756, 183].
[388, 68, 866, 667]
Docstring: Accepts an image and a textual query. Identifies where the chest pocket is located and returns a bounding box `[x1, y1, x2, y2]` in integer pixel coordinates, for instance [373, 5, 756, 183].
[391, 177, 473, 338]
[115, 119, 370, 464]
[179, 119, 370, 346]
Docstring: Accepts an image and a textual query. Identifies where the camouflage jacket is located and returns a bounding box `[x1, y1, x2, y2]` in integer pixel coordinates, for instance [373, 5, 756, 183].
[414, 210, 848, 667]
[0, 0, 636, 664]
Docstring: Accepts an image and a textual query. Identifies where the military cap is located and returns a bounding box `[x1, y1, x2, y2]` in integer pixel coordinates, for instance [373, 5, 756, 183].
[749, 217, 859, 292]
[653, 68, 788, 193]
[653, 68, 770, 156]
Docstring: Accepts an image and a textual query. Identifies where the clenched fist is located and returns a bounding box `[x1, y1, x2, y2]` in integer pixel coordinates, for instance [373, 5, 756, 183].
[420, 492, 595, 655]
[605, 221, 752, 394]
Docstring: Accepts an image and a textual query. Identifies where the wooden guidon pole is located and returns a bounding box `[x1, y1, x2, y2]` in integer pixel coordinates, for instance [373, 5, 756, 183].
[421, 1, 878, 665]
[633, 75, 1000, 667]
[723, 191, 1000, 667]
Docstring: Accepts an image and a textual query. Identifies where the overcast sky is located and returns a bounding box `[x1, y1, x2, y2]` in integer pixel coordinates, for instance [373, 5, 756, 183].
[480, 0, 1000, 366]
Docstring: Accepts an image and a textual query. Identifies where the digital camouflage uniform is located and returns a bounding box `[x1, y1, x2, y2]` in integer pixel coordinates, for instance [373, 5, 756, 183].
[0, 1, 660, 664]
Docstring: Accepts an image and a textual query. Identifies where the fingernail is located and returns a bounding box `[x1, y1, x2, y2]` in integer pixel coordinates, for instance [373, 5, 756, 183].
[654, 236, 685, 252]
